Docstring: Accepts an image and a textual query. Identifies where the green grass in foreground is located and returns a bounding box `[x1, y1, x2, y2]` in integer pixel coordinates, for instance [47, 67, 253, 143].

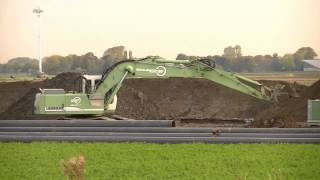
[0, 143, 319, 180]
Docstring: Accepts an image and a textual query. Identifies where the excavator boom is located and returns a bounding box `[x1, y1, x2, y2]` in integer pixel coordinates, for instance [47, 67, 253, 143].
[34, 57, 272, 115]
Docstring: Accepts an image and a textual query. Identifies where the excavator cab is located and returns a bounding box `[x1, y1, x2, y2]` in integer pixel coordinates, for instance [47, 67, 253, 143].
[81, 75, 117, 112]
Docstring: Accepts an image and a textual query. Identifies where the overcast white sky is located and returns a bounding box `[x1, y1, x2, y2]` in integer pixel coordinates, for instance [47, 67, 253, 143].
[0, 0, 319, 62]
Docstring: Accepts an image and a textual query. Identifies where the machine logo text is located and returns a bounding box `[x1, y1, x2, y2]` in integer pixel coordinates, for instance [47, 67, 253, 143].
[136, 66, 167, 77]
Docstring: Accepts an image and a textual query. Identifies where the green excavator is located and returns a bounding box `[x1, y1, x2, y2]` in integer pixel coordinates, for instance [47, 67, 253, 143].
[34, 56, 273, 115]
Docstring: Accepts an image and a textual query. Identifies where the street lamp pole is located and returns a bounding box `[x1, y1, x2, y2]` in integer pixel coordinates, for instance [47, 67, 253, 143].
[33, 7, 43, 73]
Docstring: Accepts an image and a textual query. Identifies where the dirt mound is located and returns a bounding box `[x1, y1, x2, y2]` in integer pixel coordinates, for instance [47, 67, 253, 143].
[116, 78, 271, 120]
[1, 72, 318, 128]
[303, 80, 320, 98]
[253, 80, 320, 127]
[0, 73, 81, 120]
[116, 78, 320, 128]
[0, 81, 39, 114]
[2, 75, 271, 121]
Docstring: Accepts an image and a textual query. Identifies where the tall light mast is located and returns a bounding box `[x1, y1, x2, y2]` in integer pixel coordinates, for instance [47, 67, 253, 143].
[33, 7, 43, 73]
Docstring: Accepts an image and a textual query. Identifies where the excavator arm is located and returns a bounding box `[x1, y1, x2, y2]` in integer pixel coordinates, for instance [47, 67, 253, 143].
[34, 57, 272, 115]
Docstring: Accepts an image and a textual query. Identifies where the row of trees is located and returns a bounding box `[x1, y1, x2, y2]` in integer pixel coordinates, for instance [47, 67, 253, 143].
[0, 46, 127, 75]
[0, 57, 39, 74]
[0, 46, 318, 74]
[177, 46, 318, 72]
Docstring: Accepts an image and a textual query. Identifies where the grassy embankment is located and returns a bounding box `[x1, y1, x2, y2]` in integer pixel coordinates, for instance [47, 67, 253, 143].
[0, 74, 55, 82]
[0, 143, 319, 179]
[242, 71, 320, 86]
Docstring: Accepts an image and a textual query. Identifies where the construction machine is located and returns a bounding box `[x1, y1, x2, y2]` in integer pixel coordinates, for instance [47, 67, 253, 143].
[34, 56, 273, 115]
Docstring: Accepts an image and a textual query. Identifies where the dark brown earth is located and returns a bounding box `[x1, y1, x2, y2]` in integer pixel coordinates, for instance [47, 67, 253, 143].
[0, 72, 319, 127]
[0, 73, 82, 120]
[116, 78, 271, 120]
[116, 78, 318, 127]
[253, 80, 320, 127]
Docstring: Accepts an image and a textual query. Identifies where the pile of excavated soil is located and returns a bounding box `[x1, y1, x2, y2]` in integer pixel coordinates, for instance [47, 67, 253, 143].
[253, 80, 320, 127]
[116, 78, 272, 120]
[116, 78, 319, 127]
[0, 72, 319, 128]
[0, 73, 81, 120]
[0, 81, 38, 114]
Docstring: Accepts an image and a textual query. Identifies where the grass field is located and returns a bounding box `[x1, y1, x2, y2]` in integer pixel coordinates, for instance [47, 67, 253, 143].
[0, 73, 54, 82]
[242, 72, 320, 86]
[0, 74, 36, 82]
[0, 143, 319, 179]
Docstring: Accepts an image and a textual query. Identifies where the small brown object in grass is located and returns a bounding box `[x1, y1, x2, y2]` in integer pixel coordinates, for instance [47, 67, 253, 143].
[60, 155, 86, 180]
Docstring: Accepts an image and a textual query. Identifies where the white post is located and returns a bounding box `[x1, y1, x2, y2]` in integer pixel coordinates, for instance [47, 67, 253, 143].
[38, 13, 42, 73]
[33, 7, 43, 73]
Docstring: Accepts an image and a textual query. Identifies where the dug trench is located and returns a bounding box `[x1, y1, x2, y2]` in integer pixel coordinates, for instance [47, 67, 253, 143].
[0, 72, 319, 127]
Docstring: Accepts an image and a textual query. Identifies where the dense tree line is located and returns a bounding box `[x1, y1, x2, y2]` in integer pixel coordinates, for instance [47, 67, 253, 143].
[0, 46, 318, 75]
[0, 57, 39, 74]
[0, 46, 127, 75]
[177, 46, 318, 72]
[43, 46, 128, 75]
